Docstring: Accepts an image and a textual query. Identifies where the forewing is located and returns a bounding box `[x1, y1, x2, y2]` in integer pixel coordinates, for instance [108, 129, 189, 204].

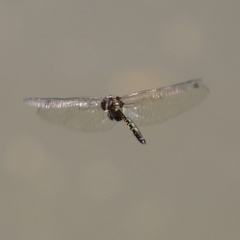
[24, 97, 116, 131]
[122, 79, 209, 126]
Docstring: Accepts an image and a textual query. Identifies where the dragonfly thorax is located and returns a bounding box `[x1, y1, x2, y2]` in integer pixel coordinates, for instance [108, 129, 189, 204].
[101, 95, 124, 121]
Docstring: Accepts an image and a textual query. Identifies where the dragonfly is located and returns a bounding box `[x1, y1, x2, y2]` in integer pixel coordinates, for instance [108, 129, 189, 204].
[24, 79, 209, 144]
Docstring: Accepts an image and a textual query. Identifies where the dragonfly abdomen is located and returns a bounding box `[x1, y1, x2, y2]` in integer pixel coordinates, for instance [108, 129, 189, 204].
[117, 109, 146, 144]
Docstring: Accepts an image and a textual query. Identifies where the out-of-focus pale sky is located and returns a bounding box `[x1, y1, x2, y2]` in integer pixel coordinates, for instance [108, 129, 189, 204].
[1, 1, 240, 239]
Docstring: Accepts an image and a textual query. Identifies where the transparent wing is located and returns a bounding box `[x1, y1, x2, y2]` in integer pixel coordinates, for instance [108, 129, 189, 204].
[24, 97, 116, 131]
[121, 79, 209, 126]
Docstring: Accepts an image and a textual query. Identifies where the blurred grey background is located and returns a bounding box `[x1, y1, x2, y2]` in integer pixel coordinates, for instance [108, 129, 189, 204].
[1, 1, 240, 239]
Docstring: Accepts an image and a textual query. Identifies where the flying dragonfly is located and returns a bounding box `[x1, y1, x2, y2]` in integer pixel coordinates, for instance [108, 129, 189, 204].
[24, 79, 209, 144]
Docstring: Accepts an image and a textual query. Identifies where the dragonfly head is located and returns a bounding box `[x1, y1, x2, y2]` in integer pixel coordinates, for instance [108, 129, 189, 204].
[101, 95, 124, 112]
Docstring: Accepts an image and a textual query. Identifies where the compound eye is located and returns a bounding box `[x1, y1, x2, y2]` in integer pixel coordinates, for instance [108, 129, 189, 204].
[101, 99, 107, 111]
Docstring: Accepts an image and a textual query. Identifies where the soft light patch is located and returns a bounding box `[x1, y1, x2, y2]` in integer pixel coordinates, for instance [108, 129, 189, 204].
[4, 136, 49, 179]
[159, 17, 204, 59]
[80, 159, 124, 200]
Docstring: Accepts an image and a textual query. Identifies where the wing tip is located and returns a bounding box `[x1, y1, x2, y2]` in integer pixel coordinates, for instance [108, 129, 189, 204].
[185, 78, 209, 94]
[23, 98, 34, 106]
[23, 98, 45, 108]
